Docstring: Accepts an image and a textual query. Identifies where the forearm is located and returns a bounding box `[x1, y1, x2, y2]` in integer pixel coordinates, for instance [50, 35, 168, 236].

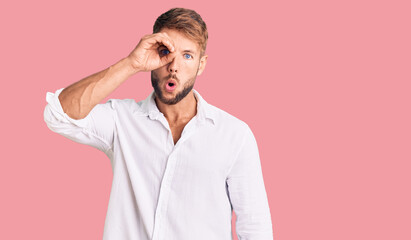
[58, 57, 138, 119]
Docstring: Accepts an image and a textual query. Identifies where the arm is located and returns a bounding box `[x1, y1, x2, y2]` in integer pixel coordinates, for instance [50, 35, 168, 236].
[58, 57, 137, 120]
[58, 31, 177, 120]
[44, 32, 177, 151]
[226, 125, 274, 239]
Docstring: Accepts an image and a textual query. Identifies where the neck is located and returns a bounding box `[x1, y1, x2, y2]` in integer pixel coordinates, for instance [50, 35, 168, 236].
[155, 91, 198, 124]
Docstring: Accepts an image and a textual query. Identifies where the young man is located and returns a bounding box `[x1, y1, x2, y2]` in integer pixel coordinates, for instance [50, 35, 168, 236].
[44, 7, 273, 240]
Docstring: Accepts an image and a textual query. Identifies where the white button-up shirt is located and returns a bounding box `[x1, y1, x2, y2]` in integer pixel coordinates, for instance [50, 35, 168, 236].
[44, 87, 273, 240]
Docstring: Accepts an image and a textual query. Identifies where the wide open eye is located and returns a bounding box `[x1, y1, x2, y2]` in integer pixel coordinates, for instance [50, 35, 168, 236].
[159, 48, 170, 56]
[184, 54, 192, 59]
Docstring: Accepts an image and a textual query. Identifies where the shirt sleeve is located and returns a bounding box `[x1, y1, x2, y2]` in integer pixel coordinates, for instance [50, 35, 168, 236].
[43, 87, 116, 153]
[226, 124, 274, 240]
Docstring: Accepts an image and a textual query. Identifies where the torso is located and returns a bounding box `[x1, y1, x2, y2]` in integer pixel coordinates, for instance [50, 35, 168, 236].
[169, 122, 188, 145]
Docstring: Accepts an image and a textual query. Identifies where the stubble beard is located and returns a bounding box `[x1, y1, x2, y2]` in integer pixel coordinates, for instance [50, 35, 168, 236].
[151, 70, 198, 105]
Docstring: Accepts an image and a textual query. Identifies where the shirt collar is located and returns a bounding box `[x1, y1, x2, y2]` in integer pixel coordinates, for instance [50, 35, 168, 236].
[136, 89, 216, 125]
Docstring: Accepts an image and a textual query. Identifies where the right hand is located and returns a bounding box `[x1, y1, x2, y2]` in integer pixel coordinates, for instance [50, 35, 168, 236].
[127, 32, 176, 72]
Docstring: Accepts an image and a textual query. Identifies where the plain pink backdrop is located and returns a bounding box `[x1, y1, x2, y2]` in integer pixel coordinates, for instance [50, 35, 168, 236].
[1, 0, 410, 239]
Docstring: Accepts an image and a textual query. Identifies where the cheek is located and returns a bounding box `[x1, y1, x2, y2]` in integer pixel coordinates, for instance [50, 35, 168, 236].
[151, 70, 162, 81]
[178, 63, 194, 74]
[188, 61, 200, 72]
[153, 67, 169, 78]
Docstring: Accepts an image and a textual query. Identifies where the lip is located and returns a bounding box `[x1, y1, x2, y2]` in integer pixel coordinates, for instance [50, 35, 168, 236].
[165, 78, 178, 92]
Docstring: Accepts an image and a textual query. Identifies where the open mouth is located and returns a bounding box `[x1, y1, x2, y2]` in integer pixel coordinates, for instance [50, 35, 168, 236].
[165, 79, 177, 92]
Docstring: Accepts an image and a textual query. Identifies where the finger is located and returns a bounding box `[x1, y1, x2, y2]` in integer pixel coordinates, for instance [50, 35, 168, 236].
[150, 34, 175, 52]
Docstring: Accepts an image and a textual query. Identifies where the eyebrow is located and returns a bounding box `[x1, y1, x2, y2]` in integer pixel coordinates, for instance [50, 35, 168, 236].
[182, 49, 196, 55]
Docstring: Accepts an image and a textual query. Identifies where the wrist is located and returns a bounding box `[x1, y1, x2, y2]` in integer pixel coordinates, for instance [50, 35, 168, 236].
[118, 57, 141, 76]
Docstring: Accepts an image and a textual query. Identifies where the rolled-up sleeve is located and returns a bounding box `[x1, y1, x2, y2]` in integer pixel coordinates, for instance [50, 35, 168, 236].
[226, 125, 274, 239]
[43, 88, 116, 153]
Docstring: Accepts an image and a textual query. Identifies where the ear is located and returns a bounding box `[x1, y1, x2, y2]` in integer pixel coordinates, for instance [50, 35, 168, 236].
[197, 54, 208, 76]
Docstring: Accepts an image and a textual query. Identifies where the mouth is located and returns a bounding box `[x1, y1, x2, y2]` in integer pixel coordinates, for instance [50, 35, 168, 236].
[165, 78, 178, 92]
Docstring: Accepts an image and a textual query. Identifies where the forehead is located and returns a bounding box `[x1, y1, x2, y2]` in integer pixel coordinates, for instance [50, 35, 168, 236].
[159, 28, 199, 53]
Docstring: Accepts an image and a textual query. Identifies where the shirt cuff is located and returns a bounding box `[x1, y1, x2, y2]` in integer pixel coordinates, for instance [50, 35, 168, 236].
[45, 87, 89, 128]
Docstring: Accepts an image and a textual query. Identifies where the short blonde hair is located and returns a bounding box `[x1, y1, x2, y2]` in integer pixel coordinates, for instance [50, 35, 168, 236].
[153, 8, 208, 57]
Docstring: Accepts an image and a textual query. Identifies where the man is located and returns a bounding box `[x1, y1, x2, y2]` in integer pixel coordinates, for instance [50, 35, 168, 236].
[44, 7, 273, 240]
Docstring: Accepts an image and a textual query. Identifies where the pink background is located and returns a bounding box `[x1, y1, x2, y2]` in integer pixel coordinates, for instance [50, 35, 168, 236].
[1, 0, 410, 239]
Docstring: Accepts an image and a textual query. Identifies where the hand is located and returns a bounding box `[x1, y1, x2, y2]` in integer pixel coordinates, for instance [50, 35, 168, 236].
[127, 32, 176, 72]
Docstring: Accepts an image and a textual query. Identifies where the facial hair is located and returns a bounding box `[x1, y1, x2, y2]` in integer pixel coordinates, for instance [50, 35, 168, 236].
[151, 69, 198, 105]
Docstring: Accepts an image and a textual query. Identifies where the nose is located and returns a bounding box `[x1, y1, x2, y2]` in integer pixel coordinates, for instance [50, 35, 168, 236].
[167, 54, 180, 73]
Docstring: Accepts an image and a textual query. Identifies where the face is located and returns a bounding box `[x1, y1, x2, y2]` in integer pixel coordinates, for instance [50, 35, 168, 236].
[151, 28, 208, 105]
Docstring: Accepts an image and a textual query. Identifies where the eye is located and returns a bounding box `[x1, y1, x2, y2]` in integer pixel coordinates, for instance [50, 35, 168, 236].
[184, 54, 192, 59]
[159, 48, 170, 56]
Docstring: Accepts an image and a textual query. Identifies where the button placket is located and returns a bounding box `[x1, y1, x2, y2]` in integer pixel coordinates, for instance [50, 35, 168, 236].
[152, 153, 178, 240]
[151, 116, 200, 240]
[173, 115, 199, 149]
